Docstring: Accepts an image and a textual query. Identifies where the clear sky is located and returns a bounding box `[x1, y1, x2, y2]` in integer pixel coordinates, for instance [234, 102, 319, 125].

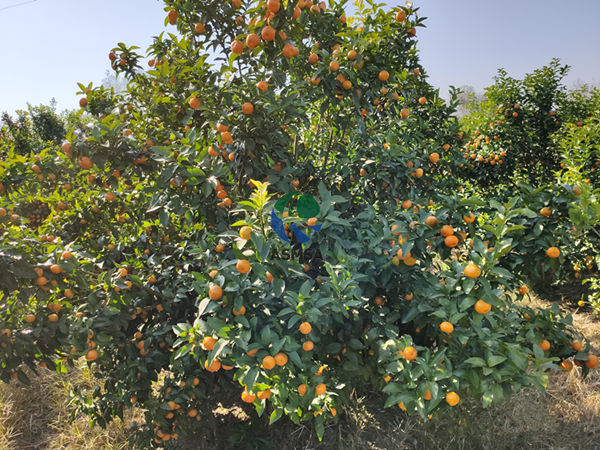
[0, 0, 598, 114]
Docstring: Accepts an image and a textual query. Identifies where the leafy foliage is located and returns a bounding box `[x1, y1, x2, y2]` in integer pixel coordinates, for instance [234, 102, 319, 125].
[0, 1, 597, 447]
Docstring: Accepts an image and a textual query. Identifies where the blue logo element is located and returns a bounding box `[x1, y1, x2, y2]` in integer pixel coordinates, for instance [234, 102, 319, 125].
[270, 192, 321, 244]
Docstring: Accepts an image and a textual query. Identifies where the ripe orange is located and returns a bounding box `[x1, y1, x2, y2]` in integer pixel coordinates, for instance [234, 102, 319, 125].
[570, 340, 583, 352]
[267, 0, 280, 12]
[329, 60, 340, 71]
[440, 321, 454, 334]
[61, 141, 71, 155]
[519, 285, 529, 295]
[50, 264, 62, 274]
[24, 314, 36, 323]
[395, 10, 406, 21]
[402, 200, 412, 209]
[262, 355, 276, 370]
[463, 213, 476, 223]
[282, 43, 298, 58]
[231, 40, 244, 54]
[302, 341, 314, 351]
[445, 392, 460, 406]
[61, 251, 73, 260]
[274, 352, 288, 366]
[194, 22, 205, 33]
[347, 49, 357, 60]
[215, 243, 225, 253]
[261, 25, 276, 41]
[79, 156, 93, 169]
[440, 225, 454, 237]
[189, 97, 200, 109]
[540, 207, 551, 217]
[464, 263, 481, 279]
[298, 384, 307, 396]
[236, 259, 251, 274]
[266, 271, 274, 283]
[424, 389, 432, 400]
[402, 346, 417, 361]
[418, 96, 427, 105]
[425, 216, 439, 227]
[315, 383, 326, 395]
[203, 336, 216, 350]
[246, 33, 260, 49]
[400, 108, 410, 118]
[546, 247, 560, 258]
[378, 70, 389, 81]
[538, 339, 551, 351]
[233, 305, 246, 316]
[208, 285, 223, 300]
[79, 97, 88, 108]
[257, 389, 271, 400]
[307, 217, 318, 226]
[242, 102, 254, 114]
[48, 313, 59, 322]
[257, 81, 268, 92]
[560, 360, 573, 371]
[444, 235, 459, 248]
[308, 53, 319, 64]
[429, 152, 439, 163]
[300, 322, 312, 334]
[86, 349, 99, 361]
[167, 9, 178, 24]
[585, 355, 599, 369]
[205, 359, 221, 372]
[475, 300, 492, 314]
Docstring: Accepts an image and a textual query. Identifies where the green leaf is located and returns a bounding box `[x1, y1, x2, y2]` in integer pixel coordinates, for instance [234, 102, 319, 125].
[487, 355, 507, 367]
[269, 408, 283, 424]
[464, 357, 486, 367]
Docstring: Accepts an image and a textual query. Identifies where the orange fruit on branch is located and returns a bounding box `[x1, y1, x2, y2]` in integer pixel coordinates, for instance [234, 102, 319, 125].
[445, 392, 460, 406]
[261, 25, 276, 41]
[299, 322, 312, 334]
[464, 263, 481, 279]
[231, 40, 244, 54]
[236, 259, 251, 274]
[79, 156, 93, 169]
[440, 321, 454, 334]
[262, 355, 276, 369]
[585, 355, 598, 369]
[246, 33, 260, 49]
[402, 346, 417, 361]
[315, 383, 326, 395]
[208, 285, 223, 300]
[202, 336, 216, 350]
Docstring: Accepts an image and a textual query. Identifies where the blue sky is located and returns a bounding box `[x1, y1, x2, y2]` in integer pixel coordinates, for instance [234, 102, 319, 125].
[0, 0, 598, 114]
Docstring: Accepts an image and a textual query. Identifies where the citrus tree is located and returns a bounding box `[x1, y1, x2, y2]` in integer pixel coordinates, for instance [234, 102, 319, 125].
[0, 0, 597, 447]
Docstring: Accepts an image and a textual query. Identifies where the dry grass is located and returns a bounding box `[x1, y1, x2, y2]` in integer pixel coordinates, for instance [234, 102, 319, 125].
[0, 294, 599, 449]
[0, 364, 142, 449]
